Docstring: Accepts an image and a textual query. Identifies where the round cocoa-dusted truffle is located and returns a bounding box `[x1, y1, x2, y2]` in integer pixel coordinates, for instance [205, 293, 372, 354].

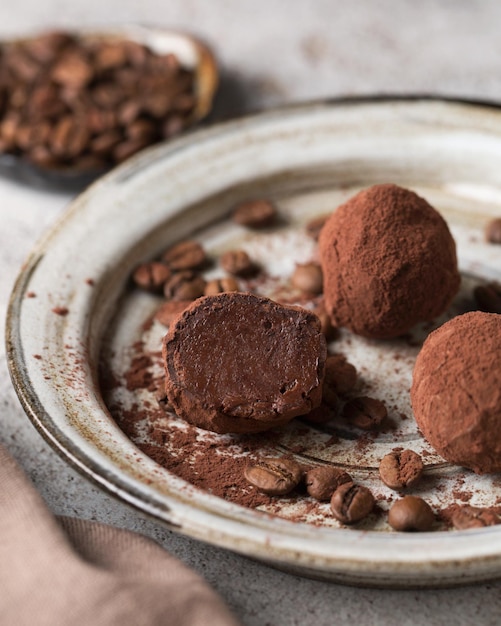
[319, 184, 460, 339]
[162, 292, 327, 434]
[411, 311, 501, 474]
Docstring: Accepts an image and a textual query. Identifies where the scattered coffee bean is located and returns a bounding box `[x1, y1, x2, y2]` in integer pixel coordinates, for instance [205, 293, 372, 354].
[204, 277, 239, 296]
[485, 217, 501, 244]
[379, 449, 424, 490]
[220, 249, 258, 277]
[388, 496, 435, 532]
[0, 30, 197, 170]
[305, 214, 328, 241]
[306, 466, 352, 501]
[244, 457, 303, 496]
[162, 240, 208, 271]
[291, 262, 323, 295]
[330, 482, 374, 524]
[323, 354, 357, 397]
[163, 271, 206, 301]
[154, 300, 192, 327]
[232, 199, 277, 229]
[474, 282, 501, 314]
[343, 396, 387, 430]
[450, 505, 500, 530]
[132, 262, 171, 292]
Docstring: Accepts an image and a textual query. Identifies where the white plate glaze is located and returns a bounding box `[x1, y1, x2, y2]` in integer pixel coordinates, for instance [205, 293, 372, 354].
[6, 99, 501, 587]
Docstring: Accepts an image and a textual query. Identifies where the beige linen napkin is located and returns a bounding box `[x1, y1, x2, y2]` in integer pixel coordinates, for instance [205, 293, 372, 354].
[0, 442, 240, 626]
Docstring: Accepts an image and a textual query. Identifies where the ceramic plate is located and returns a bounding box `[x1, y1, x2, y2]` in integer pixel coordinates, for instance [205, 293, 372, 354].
[7, 99, 501, 587]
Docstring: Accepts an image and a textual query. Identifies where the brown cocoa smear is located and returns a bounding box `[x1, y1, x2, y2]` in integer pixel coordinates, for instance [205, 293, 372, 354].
[162, 292, 327, 434]
[411, 311, 501, 473]
[319, 183, 460, 339]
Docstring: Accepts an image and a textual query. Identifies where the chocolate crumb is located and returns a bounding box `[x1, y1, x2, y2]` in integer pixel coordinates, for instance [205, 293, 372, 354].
[52, 306, 69, 316]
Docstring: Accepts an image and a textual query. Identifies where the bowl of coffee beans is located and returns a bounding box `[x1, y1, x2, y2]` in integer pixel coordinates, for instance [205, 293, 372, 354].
[0, 24, 218, 188]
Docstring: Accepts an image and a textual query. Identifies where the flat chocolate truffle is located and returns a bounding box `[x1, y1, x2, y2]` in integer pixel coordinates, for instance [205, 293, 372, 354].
[162, 292, 327, 434]
[411, 311, 501, 474]
[319, 184, 460, 339]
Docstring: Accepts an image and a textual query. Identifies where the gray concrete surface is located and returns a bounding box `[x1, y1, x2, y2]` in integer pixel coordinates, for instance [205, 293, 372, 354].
[1, 2, 501, 624]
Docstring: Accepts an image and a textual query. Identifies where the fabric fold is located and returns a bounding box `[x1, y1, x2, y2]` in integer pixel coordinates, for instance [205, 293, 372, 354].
[0, 442, 240, 626]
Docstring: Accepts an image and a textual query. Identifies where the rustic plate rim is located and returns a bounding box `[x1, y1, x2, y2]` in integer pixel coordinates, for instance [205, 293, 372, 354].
[6, 96, 501, 587]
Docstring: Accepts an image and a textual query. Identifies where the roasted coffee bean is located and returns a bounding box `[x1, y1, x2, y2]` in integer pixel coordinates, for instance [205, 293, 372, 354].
[123, 40, 150, 67]
[50, 116, 90, 159]
[232, 199, 277, 229]
[142, 92, 174, 118]
[27, 145, 58, 167]
[0, 114, 21, 150]
[450, 505, 500, 530]
[154, 300, 192, 327]
[94, 42, 129, 71]
[5, 47, 40, 81]
[163, 271, 206, 301]
[0, 30, 196, 170]
[379, 449, 424, 490]
[291, 262, 323, 295]
[306, 466, 352, 501]
[91, 83, 125, 109]
[388, 496, 435, 532]
[323, 354, 357, 399]
[162, 114, 185, 138]
[343, 396, 387, 430]
[220, 249, 258, 278]
[118, 100, 142, 126]
[51, 50, 94, 88]
[23, 31, 74, 64]
[86, 107, 118, 134]
[14, 122, 51, 151]
[305, 214, 328, 241]
[244, 457, 303, 496]
[485, 217, 501, 244]
[204, 277, 239, 296]
[112, 137, 151, 163]
[132, 262, 171, 292]
[330, 482, 374, 524]
[474, 282, 501, 314]
[28, 84, 67, 119]
[126, 118, 157, 141]
[162, 240, 208, 271]
[90, 130, 122, 156]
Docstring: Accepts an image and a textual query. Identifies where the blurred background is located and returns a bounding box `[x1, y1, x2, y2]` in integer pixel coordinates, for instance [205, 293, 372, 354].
[2, 0, 501, 117]
[1, 2, 501, 625]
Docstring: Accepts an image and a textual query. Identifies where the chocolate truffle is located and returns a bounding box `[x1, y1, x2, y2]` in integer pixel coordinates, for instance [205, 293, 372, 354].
[411, 311, 501, 474]
[162, 292, 327, 434]
[319, 184, 460, 339]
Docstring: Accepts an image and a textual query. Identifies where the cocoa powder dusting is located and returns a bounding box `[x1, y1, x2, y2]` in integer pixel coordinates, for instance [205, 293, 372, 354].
[319, 184, 460, 339]
[124, 354, 154, 391]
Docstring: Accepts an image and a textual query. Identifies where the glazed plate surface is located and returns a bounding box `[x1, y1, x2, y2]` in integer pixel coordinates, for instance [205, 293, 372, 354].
[6, 99, 501, 587]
